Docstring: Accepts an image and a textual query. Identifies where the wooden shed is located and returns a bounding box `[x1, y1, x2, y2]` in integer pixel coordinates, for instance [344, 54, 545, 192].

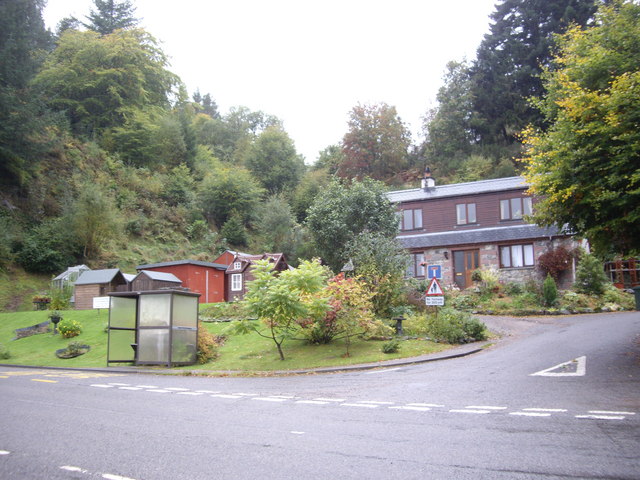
[136, 260, 228, 304]
[130, 270, 183, 291]
[74, 269, 129, 310]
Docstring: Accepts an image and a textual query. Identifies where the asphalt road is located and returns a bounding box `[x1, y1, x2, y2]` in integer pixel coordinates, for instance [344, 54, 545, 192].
[1, 311, 638, 479]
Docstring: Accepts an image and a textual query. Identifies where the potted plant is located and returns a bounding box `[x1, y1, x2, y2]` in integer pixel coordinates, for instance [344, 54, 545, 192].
[48, 310, 63, 334]
[32, 295, 51, 310]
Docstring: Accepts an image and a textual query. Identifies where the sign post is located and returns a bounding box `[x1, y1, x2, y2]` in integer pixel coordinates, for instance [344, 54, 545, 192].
[425, 278, 445, 320]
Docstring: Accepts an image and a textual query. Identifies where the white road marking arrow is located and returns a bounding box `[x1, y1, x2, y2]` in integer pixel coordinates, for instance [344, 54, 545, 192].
[530, 356, 586, 377]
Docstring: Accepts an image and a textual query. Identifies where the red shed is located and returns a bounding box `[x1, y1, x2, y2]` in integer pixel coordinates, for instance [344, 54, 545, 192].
[135, 260, 227, 304]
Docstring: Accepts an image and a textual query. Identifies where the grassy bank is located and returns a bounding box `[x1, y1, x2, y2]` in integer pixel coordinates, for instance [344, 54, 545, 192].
[0, 309, 451, 372]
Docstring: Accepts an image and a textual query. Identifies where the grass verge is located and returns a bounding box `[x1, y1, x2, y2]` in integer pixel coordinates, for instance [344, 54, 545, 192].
[0, 310, 452, 372]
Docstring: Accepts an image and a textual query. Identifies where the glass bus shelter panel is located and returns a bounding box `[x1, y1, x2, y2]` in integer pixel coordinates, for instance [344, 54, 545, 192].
[137, 328, 170, 364]
[108, 329, 136, 362]
[172, 294, 198, 328]
[138, 294, 171, 327]
[109, 296, 137, 328]
[171, 327, 197, 364]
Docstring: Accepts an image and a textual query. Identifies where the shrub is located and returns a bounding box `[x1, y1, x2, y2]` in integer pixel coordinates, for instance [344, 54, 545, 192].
[382, 339, 400, 354]
[197, 323, 220, 364]
[426, 309, 486, 344]
[542, 274, 558, 307]
[537, 246, 574, 281]
[503, 282, 523, 296]
[0, 343, 10, 360]
[57, 319, 82, 338]
[449, 293, 478, 310]
[574, 254, 609, 295]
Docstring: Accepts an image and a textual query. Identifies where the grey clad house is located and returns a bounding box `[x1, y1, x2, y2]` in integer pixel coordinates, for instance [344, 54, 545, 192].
[387, 171, 582, 289]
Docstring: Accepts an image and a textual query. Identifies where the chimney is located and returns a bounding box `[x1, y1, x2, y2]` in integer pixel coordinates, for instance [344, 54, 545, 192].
[421, 166, 435, 190]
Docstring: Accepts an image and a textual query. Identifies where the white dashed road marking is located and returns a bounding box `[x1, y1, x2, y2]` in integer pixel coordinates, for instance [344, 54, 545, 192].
[341, 403, 379, 408]
[60, 466, 88, 473]
[510, 412, 552, 417]
[0, 450, 10, 455]
[84, 384, 636, 422]
[365, 367, 402, 374]
[531, 356, 586, 377]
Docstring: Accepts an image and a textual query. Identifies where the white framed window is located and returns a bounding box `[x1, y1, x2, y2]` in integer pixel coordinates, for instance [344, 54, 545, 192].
[456, 203, 477, 225]
[406, 253, 426, 278]
[500, 244, 534, 268]
[231, 273, 243, 291]
[500, 197, 532, 220]
[402, 208, 423, 231]
[233, 261, 242, 270]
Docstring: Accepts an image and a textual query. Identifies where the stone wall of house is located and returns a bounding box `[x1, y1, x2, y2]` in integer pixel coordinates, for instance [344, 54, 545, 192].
[414, 236, 579, 290]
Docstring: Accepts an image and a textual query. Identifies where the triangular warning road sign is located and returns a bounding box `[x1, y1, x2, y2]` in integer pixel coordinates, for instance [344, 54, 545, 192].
[426, 277, 444, 296]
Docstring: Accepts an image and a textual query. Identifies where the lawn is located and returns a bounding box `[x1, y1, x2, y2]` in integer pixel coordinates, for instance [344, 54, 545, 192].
[0, 309, 452, 372]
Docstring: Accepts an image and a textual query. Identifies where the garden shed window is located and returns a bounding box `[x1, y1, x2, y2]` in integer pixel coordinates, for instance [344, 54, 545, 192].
[231, 273, 242, 291]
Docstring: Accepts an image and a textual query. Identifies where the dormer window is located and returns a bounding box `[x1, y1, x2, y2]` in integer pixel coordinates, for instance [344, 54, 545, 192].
[233, 261, 242, 270]
[500, 197, 532, 220]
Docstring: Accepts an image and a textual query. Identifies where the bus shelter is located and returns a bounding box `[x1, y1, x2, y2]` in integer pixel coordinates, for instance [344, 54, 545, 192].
[107, 290, 200, 367]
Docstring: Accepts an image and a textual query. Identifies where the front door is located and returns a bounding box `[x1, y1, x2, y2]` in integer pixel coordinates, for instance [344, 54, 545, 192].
[453, 249, 479, 289]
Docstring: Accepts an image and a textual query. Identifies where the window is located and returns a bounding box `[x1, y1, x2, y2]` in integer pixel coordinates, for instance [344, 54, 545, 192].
[231, 273, 243, 291]
[233, 261, 242, 270]
[456, 203, 476, 225]
[500, 197, 532, 220]
[401, 208, 423, 231]
[500, 244, 534, 268]
[406, 253, 425, 277]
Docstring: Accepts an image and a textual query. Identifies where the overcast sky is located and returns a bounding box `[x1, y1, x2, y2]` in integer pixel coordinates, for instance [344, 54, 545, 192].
[43, 0, 498, 164]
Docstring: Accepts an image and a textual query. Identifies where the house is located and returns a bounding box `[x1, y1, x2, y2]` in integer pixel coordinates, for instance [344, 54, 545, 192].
[135, 260, 228, 304]
[225, 253, 289, 301]
[387, 171, 580, 289]
[130, 270, 183, 291]
[213, 250, 251, 267]
[74, 269, 129, 310]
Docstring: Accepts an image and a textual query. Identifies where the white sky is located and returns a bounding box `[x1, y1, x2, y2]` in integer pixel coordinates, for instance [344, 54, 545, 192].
[42, 0, 497, 164]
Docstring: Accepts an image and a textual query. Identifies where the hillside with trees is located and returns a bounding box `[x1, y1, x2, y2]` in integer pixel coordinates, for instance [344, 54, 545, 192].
[0, 0, 637, 311]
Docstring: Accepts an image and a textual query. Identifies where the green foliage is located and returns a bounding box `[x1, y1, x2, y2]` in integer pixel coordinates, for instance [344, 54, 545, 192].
[201, 301, 249, 321]
[471, 0, 596, 147]
[306, 178, 398, 272]
[542, 274, 558, 307]
[253, 194, 303, 262]
[426, 309, 487, 344]
[220, 211, 248, 247]
[58, 319, 82, 339]
[17, 218, 81, 274]
[243, 126, 305, 193]
[340, 103, 412, 180]
[199, 167, 264, 228]
[574, 253, 609, 295]
[70, 183, 122, 260]
[382, 339, 400, 354]
[299, 274, 377, 357]
[240, 259, 330, 360]
[291, 168, 331, 222]
[449, 293, 478, 311]
[84, 0, 138, 35]
[0, 343, 10, 360]
[522, 1, 640, 256]
[49, 283, 73, 310]
[33, 28, 180, 135]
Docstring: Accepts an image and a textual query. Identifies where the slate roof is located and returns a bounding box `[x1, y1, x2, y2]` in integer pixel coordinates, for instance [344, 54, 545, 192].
[387, 176, 528, 204]
[136, 259, 228, 271]
[398, 224, 566, 249]
[226, 253, 286, 273]
[136, 270, 182, 283]
[75, 269, 124, 285]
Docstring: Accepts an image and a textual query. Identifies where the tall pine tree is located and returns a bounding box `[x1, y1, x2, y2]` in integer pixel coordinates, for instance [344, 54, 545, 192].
[84, 0, 138, 35]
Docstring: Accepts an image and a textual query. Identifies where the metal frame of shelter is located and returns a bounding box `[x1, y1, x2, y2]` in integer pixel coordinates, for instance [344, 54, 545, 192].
[107, 290, 200, 367]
